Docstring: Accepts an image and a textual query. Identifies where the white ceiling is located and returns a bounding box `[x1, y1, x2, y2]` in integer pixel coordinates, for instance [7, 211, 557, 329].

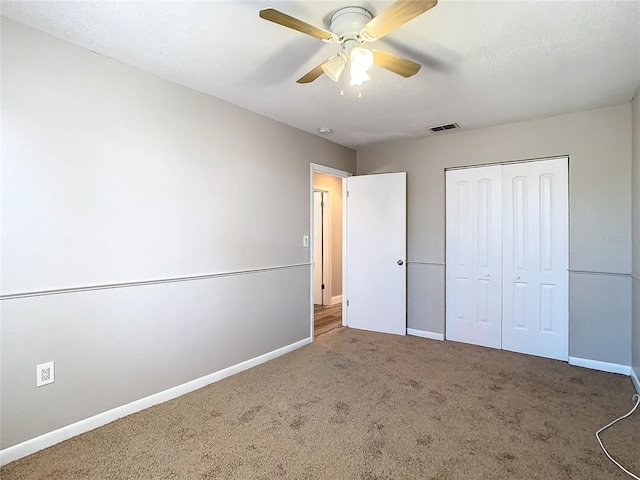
[2, 1, 640, 150]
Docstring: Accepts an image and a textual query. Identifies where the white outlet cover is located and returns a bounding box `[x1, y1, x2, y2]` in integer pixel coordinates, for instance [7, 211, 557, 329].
[303, 235, 309, 247]
[36, 361, 55, 387]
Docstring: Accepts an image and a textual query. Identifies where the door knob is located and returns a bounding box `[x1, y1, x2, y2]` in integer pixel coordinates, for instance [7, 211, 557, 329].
[485, 274, 490, 277]
[397, 260, 404, 266]
[516, 276, 521, 280]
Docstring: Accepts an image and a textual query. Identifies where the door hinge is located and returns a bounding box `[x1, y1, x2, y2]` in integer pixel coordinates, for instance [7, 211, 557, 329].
[321, 284, 325, 290]
[347, 191, 349, 198]
[346, 300, 349, 307]
[321, 201, 324, 208]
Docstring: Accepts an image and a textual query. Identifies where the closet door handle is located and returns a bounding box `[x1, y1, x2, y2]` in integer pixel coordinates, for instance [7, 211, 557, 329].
[397, 260, 404, 266]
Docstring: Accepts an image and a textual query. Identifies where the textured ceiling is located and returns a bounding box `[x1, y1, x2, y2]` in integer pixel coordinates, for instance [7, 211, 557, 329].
[2, 1, 639, 150]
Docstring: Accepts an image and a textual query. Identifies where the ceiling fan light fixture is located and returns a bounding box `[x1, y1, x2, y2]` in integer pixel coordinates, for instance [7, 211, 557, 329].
[350, 46, 374, 73]
[349, 45, 373, 87]
[349, 68, 370, 87]
[321, 54, 347, 82]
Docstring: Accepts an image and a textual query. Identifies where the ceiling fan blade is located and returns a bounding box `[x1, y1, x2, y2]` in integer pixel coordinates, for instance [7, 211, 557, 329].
[297, 63, 326, 84]
[364, 0, 438, 40]
[259, 8, 334, 41]
[373, 50, 421, 77]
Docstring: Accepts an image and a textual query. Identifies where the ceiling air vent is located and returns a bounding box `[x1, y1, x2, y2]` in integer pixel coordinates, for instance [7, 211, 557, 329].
[428, 123, 459, 133]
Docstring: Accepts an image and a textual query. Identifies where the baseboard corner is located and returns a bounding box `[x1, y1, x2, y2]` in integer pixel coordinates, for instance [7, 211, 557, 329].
[406, 328, 444, 341]
[568, 356, 631, 376]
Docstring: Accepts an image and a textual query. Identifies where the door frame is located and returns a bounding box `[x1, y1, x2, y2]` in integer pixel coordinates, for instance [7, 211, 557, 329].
[313, 187, 331, 306]
[310, 164, 352, 340]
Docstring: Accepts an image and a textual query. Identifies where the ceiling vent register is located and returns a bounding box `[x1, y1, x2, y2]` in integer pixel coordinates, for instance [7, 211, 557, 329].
[428, 123, 459, 133]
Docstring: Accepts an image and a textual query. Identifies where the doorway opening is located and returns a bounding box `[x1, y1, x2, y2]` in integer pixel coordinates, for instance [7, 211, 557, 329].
[310, 164, 351, 338]
[313, 189, 329, 307]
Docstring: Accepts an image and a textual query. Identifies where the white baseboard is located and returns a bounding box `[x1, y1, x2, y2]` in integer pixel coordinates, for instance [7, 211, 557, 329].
[406, 328, 444, 341]
[330, 295, 342, 306]
[568, 357, 631, 376]
[632, 367, 640, 395]
[0, 337, 312, 467]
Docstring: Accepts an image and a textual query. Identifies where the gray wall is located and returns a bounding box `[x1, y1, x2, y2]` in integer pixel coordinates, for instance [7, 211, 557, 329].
[633, 85, 640, 384]
[0, 19, 356, 449]
[357, 104, 633, 366]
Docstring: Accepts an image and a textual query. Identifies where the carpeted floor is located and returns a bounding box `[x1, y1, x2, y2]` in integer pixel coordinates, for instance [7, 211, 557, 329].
[2, 328, 639, 479]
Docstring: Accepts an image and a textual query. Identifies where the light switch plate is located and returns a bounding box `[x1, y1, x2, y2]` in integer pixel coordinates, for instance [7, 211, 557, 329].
[303, 235, 309, 247]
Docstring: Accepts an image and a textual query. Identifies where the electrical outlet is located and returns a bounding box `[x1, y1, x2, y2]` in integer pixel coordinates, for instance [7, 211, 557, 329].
[303, 235, 309, 247]
[36, 361, 55, 387]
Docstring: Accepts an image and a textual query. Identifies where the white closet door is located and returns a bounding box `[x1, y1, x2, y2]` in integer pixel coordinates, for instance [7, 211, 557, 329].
[502, 158, 569, 361]
[446, 166, 502, 349]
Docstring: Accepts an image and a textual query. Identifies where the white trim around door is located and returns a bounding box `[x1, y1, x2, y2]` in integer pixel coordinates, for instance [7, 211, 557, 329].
[310, 164, 352, 336]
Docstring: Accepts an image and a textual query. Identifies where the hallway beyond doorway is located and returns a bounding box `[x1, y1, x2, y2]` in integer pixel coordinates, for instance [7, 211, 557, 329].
[314, 304, 342, 337]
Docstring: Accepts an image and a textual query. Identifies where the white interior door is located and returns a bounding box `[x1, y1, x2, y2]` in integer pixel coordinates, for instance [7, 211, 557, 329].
[313, 191, 323, 305]
[446, 166, 503, 348]
[502, 158, 568, 360]
[346, 172, 406, 335]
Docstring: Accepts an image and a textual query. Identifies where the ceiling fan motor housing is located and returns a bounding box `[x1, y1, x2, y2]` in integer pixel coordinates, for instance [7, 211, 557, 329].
[329, 6, 373, 40]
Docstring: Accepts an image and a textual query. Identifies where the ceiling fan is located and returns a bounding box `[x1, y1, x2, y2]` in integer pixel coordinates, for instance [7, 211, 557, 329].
[259, 0, 438, 88]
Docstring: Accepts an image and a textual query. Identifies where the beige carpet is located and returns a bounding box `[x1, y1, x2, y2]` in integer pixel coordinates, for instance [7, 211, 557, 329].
[2, 328, 639, 479]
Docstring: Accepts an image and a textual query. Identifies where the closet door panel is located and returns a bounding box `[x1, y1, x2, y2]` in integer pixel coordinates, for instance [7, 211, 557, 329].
[502, 158, 569, 360]
[446, 166, 502, 349]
